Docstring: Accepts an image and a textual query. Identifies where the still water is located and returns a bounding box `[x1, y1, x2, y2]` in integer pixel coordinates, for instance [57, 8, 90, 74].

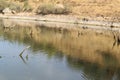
[0, 19, 120, 80]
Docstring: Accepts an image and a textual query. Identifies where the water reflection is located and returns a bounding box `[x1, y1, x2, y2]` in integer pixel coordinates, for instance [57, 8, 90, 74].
[0, 19, 120, 80]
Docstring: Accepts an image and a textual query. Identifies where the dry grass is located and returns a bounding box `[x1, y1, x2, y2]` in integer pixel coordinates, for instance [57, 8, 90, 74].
[6, 0, 120, 18]
[36, 3, 71, 15]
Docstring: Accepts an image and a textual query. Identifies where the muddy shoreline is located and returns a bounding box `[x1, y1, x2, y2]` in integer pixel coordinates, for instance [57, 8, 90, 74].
[0, 14, 120, 30]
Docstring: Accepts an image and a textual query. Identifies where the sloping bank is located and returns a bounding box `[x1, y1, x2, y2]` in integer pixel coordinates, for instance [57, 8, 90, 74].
[0, 14, 120, 29]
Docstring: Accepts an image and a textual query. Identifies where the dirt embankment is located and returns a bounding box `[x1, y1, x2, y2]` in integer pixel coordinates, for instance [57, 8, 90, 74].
[0, 0, 120, 28]
[1, 13, 120, 29]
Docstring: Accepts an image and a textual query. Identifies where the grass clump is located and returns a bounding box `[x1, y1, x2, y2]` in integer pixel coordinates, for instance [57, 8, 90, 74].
[0, 0, 22, 13]
[36, 3, 71, 15]
[22, 1, 33, 12]
[8, 2, 22, 12]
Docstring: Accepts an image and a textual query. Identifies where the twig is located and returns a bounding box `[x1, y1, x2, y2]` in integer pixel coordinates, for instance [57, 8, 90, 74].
[19, 46, 30, 56]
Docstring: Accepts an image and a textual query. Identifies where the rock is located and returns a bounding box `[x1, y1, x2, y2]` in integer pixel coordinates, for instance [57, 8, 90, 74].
[55, 4, 65, 9]
[2, 8, 13, 15]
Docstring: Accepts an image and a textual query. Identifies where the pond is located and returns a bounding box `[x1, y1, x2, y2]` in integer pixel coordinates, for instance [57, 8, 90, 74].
[0, 19, 120, 80]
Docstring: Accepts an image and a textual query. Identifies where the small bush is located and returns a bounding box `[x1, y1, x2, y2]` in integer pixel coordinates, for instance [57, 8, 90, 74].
[36, 3, 54, 15]
[0, 0, 22, 13]
[8, 2, 22, 12]
[36, 3, 71, 15]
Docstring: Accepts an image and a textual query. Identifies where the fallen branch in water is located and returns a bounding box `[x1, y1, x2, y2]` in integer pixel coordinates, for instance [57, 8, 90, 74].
[19, 46, 30, 56]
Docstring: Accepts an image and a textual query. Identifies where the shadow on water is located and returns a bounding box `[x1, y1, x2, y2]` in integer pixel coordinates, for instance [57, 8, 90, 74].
[0, 19, 120, 80]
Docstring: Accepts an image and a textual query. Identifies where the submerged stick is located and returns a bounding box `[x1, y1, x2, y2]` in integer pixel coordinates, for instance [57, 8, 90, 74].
[19, 55, 27, 64]
[19, 46, 30, 56]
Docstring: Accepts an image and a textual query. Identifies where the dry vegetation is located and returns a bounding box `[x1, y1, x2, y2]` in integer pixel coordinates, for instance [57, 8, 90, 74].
[0, 0, 120, 18]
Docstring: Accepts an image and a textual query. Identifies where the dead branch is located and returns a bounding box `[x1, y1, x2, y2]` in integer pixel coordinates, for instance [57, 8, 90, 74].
[19, 46, 30, 56]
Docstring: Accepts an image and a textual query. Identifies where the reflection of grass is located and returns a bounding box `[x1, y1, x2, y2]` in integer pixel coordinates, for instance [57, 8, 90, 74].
[1, 22, 120, 67]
